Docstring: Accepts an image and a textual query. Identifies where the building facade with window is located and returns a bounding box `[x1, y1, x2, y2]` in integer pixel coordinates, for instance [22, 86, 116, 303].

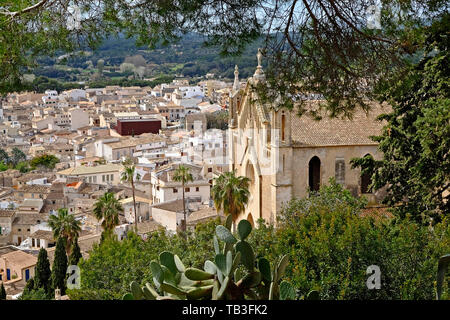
[150, 163, 210, 205]
[56, 164, 122, 186]
[0, 250, 37, 286]
[228, 60, 388, 227]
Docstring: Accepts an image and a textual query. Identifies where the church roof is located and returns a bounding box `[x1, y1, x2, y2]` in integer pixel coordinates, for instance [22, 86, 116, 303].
[291, 101, 389, 147]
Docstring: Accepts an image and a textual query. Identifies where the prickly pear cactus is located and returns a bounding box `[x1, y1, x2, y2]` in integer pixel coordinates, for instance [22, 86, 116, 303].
[123, 216, 305, 300]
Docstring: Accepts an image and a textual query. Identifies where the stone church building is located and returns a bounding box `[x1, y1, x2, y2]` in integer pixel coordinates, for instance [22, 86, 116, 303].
[228, 51, 389, 226]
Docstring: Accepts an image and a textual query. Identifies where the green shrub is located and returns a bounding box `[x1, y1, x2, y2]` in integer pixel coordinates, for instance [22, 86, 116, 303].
[20, 287, 52, 300]
[70, 220, 221, 300]
[69, 180, 449, 300]
[261, 180, 450, 299]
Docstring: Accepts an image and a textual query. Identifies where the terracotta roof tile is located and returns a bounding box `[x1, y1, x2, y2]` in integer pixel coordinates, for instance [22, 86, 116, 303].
[291, 101, 390, 147]
[0, 209, 15, 218]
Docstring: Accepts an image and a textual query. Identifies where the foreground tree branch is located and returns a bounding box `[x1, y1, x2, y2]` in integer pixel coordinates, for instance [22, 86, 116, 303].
[0, 0, 446, 119]
[0, 0, 50, 17]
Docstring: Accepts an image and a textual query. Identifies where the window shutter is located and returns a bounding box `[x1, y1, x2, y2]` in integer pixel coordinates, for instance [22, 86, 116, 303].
[335, 158, 345, 185]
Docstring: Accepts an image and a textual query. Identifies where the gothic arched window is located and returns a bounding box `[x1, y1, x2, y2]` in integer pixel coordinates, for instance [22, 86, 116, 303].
[309, 156, 321, 192]
[361, 154, 373, 194]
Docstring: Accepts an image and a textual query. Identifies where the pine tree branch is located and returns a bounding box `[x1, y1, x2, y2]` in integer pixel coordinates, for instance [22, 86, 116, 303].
[0, 0, 51, 18]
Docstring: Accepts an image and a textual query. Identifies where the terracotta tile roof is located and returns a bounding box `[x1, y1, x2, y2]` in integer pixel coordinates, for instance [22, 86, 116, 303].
[29, 230, 54, 241]
[50, 182, 67, 192]
[20, 199, 44, 208]
[13, 213, 47, 225]
[46, 233, 101, 264]
[16, 173, 54, 182]
[1, 250, 37, 268]
[0, 246, 18, 256]
[0, 209, 15, 218]
[137, 220, 163, 234]
[360, 206, 394, 219]
[45, 192, 65, 200]
[119, 196, 151, 205]
[15, 185, 51, 194]
[185, 113, 207, 121]
[77, 184, 97, 194]
[291, 101, 390, 147]
[40, 202, 61, 213]
[187, 207, 221, 224]
[57, 164, 122, 176]
[152, 199, 184, 212]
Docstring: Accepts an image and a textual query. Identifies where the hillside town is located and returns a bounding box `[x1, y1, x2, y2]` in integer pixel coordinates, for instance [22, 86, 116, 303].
[0, 55, 395, 299]
[0, 40, 448, 303]
[0, 0, 448, 308]
[0, 70, 243, 298]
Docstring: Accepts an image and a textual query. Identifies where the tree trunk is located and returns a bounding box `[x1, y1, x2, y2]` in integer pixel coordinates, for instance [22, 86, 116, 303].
[65, 236, 72, 257]
[132, 180, 138, 233]
[182, 180, 186, 233]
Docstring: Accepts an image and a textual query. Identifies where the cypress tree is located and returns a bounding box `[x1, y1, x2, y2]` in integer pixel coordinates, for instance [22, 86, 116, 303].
[24, 278, 35, 291]
[34, 248, 51, 293]
[51, 237, 68, 295]
[20, 277, 35, 299]
[69, 239, 82, 266]
[0, 283, 6, 300]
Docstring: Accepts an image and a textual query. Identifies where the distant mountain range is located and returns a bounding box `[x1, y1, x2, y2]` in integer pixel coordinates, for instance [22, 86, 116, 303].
[32, 33, 263, 87]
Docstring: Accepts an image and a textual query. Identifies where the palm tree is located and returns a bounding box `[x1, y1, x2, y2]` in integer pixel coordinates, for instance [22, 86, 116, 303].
[173, 164, 194, 232]
[48, 208, 81, 256]
[121, 158, 141, 233]
[93, 192, 123, 236]
[211, 171, 250, 232]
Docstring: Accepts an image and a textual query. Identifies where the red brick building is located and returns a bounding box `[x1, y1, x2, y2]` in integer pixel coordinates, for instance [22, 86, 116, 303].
[116, 119, 161, 136]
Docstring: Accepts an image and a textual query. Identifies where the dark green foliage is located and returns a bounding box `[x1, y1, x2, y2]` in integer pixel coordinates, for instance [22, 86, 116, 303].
[206, 111, 229, 130]
[19, 278, 51, 300]
[10, 148, 26, 167]
[3, 1, 445, 120]
[34, 248, 51, 293]
[51, 237, 68, 296]
[0, 149, 9, 164]
[70, 220, 223, 299]
[0, 162, 8, 172]
[69, 239, 83, 266]
[20, 278, 35, 299]
[30, 154, 60, 169]
[19, 287, 51, 300]
[0, 283, 6, 300]
[254, 180, 450, 300]
[15, 162, 31, 173]
[93, 192, 123, 236]
[437, 254, 450, 300]
[48, 208, 81, 256]
[69, 181, 449, 300]
[0, 148, 30, 172]
[351, 14, 450, 223]
[211, 171, 250, 232]
[28, 76, 85, 93]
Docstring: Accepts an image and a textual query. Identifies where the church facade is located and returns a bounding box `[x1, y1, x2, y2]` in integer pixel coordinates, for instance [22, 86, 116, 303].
[228, 52, 388, 226]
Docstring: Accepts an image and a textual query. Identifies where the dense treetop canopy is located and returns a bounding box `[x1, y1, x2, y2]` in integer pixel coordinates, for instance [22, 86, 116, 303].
[1, 0, 447, 117]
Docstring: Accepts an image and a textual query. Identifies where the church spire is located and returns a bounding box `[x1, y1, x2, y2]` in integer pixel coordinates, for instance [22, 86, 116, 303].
[253, 48, 265, 81]
[233, 65, 240, 92]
